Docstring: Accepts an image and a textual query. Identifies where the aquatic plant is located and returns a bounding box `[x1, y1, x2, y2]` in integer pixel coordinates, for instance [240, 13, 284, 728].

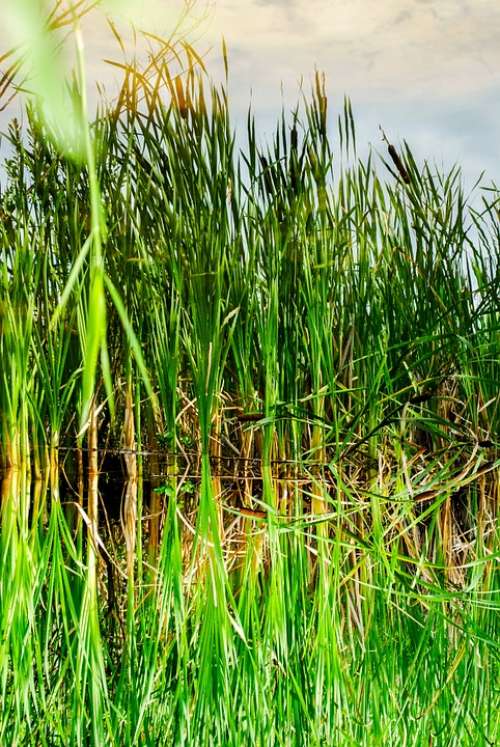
[0, 4, 499, 744]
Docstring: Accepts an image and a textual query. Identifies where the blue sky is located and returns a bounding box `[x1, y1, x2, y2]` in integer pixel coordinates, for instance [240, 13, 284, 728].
[1, 0, 499, 187]
[210, 0, 500, 187]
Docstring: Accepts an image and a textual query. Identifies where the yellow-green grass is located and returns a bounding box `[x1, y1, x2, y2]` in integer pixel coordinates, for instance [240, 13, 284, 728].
[0, 25, 499, 746]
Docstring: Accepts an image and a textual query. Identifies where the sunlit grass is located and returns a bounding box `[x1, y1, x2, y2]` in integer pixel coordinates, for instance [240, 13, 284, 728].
[0, 4, 499, 745]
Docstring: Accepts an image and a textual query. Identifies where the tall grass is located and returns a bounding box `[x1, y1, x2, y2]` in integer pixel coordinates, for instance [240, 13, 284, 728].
[0, 25, 499, 745]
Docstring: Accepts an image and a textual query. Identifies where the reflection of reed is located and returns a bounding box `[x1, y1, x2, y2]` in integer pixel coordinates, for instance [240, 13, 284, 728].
[1, 466, 18, 528]
[122, 383, 137, 580]
[88, 399, 99, 582]
[148, 420, 162, 566]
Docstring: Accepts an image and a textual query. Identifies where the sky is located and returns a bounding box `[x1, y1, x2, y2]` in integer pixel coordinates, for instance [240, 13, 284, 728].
[1, 0, 499, 188]
[211, 0, 500, 187]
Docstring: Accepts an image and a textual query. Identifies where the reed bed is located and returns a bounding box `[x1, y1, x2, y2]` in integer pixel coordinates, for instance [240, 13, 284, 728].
[0, 58, 499, 744]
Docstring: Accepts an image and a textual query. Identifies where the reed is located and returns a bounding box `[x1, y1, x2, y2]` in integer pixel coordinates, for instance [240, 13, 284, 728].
[0, 8, 499, 745]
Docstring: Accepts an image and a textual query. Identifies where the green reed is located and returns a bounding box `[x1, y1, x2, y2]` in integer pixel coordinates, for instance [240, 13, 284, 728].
[0, 26, 499, 746]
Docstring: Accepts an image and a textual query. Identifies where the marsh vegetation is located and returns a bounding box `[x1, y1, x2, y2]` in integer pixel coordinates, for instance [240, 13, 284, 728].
[0, 5, 499, 744]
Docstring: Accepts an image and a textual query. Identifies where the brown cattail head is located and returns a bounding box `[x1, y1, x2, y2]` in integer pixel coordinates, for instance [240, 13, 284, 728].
[380, 127, 411, 184]
[259, 156, 274, 197]
[239, 507, 267, 520]
[175, 76, 189, 119]
[388, 143, 411, 184]
[238, 412, 265, 422]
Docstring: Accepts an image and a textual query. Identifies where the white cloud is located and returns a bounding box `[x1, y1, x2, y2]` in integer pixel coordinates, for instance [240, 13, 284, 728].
[0, 0, 498, 182]
[209, 0, 500, 100]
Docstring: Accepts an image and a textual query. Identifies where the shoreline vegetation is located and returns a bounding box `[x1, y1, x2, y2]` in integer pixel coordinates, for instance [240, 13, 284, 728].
[0, 6, 499, 745]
